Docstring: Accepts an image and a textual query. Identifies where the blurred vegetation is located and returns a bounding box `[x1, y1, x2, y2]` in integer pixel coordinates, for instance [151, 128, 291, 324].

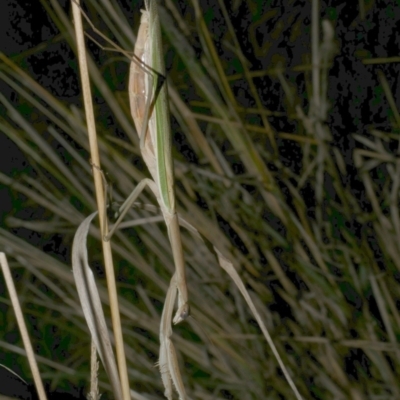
[1, 0, 400, 398]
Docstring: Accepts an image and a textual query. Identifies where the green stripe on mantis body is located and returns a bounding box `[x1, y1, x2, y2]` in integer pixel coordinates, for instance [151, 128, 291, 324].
[146, 0, 175, 215]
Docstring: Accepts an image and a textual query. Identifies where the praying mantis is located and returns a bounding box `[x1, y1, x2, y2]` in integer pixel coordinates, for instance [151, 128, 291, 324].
[105, 0, 190, 326]
[101, 0, 189, 397]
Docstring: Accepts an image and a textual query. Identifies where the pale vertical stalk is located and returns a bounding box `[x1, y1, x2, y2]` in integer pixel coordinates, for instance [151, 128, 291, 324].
[0, 253, 48, 400]
[70, 2, 130, 400]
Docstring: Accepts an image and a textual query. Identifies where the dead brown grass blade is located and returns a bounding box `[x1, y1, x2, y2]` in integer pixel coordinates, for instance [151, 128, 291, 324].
[0, 253, 48, 400]
[71, 212, 122, 400]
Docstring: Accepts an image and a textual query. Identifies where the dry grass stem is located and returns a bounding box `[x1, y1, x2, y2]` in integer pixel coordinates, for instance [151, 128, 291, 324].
[71, 1, 130, 399]
[0, 253, 47, 400]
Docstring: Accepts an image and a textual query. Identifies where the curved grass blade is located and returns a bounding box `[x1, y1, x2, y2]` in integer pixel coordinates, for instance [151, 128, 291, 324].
[71, 212, 123, 400]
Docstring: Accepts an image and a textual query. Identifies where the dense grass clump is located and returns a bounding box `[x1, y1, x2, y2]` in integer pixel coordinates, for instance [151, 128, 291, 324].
[1, 0, 400, 398]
